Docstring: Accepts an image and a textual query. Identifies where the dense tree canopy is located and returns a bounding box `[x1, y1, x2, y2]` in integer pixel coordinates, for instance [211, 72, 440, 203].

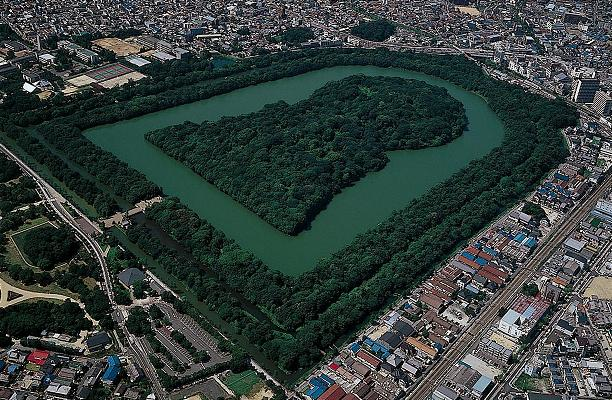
[272, 27, 315, 45]
[34, 123, 161, 205]
[20, 225, 80, 270]
[0, 300, 91, 338]
[0, 71, 42, 114]
[126, 306, 152, 336]
[11, 132, 119, 216]
[147, 76, 466, 234]
[0, 177, 38, 214]
[351, 20, 396, 42]
[0, 24, 20, 41]
[0, 156, 20, 183]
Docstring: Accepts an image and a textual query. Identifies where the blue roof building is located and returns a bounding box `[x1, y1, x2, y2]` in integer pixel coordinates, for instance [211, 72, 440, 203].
[472, 376, 492, 397]
[7, 364, 20, 375]
[102, 355, 121, 384]
[475, 257, 488, 266]
[306, 374, 333, 400]
[514, 233, 527, 242]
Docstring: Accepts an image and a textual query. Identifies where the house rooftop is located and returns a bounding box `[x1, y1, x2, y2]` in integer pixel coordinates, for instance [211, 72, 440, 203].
[117, 267, 144, 287]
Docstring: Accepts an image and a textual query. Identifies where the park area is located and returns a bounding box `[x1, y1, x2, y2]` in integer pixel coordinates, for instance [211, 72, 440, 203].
[11, 222, 80, 271]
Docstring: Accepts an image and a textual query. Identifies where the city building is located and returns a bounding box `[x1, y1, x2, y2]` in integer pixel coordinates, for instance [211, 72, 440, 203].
[572, 78, 600, 103]
[498, 295, 549, 339]
[593, 91, 612, 116]
[592, 199, 612, 223]
[57, 40, 100, 64]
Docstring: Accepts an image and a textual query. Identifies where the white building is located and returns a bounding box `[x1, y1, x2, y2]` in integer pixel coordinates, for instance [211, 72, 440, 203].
[498, 309, 528, 338]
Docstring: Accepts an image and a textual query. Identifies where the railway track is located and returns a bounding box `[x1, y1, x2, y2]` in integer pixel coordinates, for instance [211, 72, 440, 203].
[408, 173, 612, 400]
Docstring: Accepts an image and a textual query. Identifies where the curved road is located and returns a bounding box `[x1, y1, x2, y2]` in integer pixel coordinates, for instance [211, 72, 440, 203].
[0, 143, 167, 399]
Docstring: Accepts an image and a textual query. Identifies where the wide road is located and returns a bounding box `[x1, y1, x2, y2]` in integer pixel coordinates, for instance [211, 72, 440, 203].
[407, 172, 612, 400]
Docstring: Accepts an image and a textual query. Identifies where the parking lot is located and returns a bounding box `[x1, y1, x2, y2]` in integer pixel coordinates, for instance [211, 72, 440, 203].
[158, 302, 231, 368]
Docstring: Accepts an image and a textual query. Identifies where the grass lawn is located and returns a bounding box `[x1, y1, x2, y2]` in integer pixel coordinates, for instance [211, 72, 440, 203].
[515, 373, 537, 392]
[223, 370, 262, 397]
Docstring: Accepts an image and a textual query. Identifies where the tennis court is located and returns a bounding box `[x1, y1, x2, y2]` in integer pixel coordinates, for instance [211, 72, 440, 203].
[223, 371, 262, 397]
[86, 63, 133, 81]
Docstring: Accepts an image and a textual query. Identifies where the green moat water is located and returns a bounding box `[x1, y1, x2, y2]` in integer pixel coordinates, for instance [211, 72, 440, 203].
[85, 66, 505, 275]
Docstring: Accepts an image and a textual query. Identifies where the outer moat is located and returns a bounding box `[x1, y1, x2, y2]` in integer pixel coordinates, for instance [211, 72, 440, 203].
[86, 65, 505, 275]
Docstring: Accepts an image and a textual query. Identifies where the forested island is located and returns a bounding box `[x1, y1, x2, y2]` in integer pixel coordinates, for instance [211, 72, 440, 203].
[146, 75, 467, 234]
[3, 48, 578, 377]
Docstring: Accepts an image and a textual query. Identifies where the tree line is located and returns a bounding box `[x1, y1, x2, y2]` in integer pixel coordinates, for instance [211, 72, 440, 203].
[9, 130, 119, 216]
[32, 123, 161, 205]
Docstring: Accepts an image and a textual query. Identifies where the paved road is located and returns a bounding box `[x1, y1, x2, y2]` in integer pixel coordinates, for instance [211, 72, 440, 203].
[487, 238, 612, 399]
[0, 143, 168, 398]
[408, 172, 612, 400]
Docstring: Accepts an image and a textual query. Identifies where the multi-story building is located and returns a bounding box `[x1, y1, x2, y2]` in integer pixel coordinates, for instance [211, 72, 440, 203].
[57, 40, 99, 64]
[593, 91, 612, 116]
[572, 78, 600, 103]
[477, 337, 513, 364]
[592, 199, 612, 223]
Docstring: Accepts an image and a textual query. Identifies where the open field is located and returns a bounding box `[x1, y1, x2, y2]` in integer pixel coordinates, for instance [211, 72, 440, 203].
[98, 71, 146, 89]
[457, 6, 481, 16]
[92, 37, 142, 56]
[584, 276, 612, 299]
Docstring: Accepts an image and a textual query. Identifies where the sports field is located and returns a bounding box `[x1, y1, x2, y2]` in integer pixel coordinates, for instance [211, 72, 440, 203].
[93, 37, 141, 56]
[585, 276, 612, 299]
[223, 371, 262, 397]
[86, 63, 133, 81]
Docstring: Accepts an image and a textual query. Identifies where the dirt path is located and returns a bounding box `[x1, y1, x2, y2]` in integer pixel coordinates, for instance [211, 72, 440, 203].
[0, 274, 70, 307]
